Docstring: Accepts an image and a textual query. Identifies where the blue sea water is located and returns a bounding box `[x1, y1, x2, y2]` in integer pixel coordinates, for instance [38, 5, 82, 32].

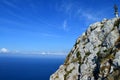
[0, 54, 65, 80]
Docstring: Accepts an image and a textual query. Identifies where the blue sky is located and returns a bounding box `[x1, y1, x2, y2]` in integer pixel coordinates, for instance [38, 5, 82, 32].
[0, 0, 119, 54]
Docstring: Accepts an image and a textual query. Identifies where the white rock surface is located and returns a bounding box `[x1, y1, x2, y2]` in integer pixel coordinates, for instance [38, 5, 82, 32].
[50, 18, 120, 80]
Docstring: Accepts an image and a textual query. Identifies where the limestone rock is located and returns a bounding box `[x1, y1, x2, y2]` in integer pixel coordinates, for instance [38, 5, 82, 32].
[50, 18, 120, 80]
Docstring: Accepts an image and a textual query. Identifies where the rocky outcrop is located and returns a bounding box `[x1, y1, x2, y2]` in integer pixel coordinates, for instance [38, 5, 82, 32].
[50, 17, 120, 80]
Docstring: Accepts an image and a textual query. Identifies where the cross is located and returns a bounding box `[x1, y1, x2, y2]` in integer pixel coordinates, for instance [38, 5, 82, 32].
[114, 4, 119, 17]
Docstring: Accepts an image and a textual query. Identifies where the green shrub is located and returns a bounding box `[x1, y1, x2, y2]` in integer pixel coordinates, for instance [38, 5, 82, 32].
[86, 52, 91, 56]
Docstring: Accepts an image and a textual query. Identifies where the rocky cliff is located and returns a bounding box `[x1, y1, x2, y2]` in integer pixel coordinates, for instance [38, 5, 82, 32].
[50, 17, 120, 80]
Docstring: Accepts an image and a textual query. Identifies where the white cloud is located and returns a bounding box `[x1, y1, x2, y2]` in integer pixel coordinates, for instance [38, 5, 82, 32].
[56, 1, 104, 30]
[0, 48, 9, 53]
[0, 48, 68, 55]
[77, 9, 100, 22]
[82, 12, 99, 21]
[12, 50, 68, 55]
[63, 20, 68, 31]
[75, 8, 108, 27]
[57, 1, 107, 23]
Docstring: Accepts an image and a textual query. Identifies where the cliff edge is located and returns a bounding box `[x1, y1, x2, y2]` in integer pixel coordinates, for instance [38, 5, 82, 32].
[50, 17, 120, 80]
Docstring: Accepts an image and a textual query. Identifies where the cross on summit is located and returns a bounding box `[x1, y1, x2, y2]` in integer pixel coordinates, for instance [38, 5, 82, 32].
[114, 4, 119, 17]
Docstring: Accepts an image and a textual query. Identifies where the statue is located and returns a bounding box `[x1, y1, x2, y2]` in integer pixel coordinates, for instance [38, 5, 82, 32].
[114, 4, 119, 17]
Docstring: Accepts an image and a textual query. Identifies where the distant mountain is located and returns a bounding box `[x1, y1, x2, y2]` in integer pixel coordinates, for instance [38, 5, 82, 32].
[50, 17, 120, 80]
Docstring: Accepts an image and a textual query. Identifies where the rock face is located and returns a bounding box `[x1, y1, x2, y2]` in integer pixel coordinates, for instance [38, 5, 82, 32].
[50, 17, 120, 80]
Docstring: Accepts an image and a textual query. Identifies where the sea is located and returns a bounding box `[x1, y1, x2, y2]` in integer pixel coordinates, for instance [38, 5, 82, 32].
[0, 53, 65, 80]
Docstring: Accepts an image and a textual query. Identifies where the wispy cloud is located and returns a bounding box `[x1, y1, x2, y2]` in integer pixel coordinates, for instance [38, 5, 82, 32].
[1, 0, 26, 21]
[41, 33, 61, 38]
[63, 20, 69, 31]
[55, 1, 74, 18]
[61, 3, 73, 14]
[56, 0, 106, 31]
[57, 0, 108, 23]
[82, 12, 99, 21]
[77, 8, 103, 22]
[3, 0, 18, 8]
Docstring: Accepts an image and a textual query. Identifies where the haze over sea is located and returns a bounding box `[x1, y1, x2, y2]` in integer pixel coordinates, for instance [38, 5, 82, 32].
[0, 53, 65, 80]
